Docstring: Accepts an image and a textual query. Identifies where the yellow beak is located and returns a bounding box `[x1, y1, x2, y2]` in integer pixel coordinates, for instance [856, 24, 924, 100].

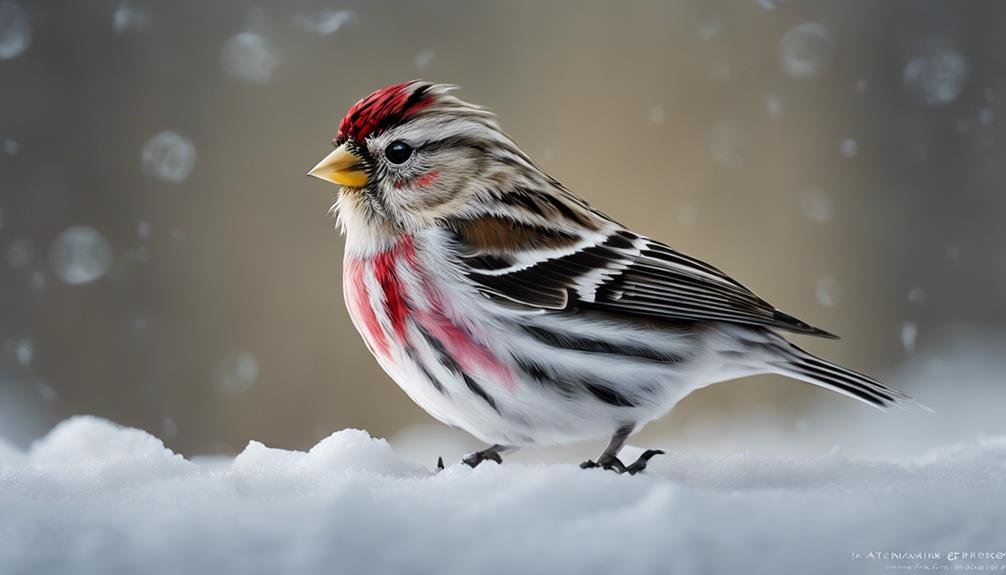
[307, 143, 369, 187]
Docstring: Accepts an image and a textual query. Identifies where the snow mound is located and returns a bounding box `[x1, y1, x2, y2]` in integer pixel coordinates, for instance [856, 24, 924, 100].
[1, 417, 1004, 575]
[26, 416, 194, 486]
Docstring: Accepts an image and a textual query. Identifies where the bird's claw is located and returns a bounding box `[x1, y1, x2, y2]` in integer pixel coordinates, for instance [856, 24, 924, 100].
[625, 449, 665, 474]
[462, 449, 503, 468]
[580, 449, 665, 475]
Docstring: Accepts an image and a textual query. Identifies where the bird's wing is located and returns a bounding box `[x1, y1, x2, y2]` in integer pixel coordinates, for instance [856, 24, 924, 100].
[444, 213, 836, 338]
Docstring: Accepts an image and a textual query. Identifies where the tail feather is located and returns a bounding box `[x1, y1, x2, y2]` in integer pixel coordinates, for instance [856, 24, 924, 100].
[771, 343, 921, 411]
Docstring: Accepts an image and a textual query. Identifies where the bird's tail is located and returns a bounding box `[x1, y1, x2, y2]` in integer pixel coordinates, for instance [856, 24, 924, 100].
[767, 342, 923, 411]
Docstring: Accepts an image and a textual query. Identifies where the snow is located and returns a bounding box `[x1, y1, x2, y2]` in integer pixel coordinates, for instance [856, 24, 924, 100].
[49, 226, 113, 285]
[142, 131, 197, 184]
[414, 49, 435, 70]
[213, 350, 261, 396]
[839, 138, 858, 158]
[0, 1, 30, 60]
[802, 189, 834, 222]
[112, 0, 151, 34]
[815, 275, 840, 307]
[778, 22, 833, 80]
[903, 48, 968, 106]
[2, 414, 1004, 575]
[293, 9, 356, 36]
[220, 31, 280, 85]
[5, 237, 34, 268]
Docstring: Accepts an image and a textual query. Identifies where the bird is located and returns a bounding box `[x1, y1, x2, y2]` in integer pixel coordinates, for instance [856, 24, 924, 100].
[307, 80, 916, 474]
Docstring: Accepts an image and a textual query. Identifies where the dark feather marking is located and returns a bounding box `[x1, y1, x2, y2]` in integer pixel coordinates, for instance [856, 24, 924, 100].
[502, 190, 548, 218]
[641, 246, 747, 289]
[602, 232, 636, 250]
[415, 325, 498, 412]
[456, 222, 832, 336]
[514, 357, 637, 407]
[404, 346, 445, 394]
[789, 365, 891, 406]
[467, 270, 568, 308]
[584, 383, 637, 407]
[461, 253, 514, 271]
[422, 134, 490, 155]
[521, 324, 685, 364]
[800, 357, 900, 400]
[514, 357, 578, 397]
[462, 372, 499, 411]
[524, 188, 600, 230]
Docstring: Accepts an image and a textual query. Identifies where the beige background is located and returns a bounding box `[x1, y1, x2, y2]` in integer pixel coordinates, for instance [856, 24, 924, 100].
[1, 1, 1004, 458]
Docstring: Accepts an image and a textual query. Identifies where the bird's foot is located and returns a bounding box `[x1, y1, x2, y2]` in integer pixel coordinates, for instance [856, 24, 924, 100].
[462, 448, 504, 468]
[580, 449, 665, 475]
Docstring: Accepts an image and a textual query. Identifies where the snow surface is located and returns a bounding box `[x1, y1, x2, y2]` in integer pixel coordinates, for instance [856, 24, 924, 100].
[2, 415, 1004, 575]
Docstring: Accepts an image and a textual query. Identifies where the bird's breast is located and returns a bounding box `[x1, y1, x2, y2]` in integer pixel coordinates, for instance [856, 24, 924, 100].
[343, 236, 416, 360]
[342, 234, 515, 388]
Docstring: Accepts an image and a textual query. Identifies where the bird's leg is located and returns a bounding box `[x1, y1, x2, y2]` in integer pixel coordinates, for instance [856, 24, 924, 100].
[580, 424, 664, 475]
[461, 444, 513, 468]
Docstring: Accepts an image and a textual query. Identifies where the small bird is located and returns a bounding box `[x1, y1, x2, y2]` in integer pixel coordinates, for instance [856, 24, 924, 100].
[308, 81, 914, 474]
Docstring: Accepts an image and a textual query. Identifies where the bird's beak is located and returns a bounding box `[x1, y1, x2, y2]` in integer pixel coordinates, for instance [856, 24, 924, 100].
[307, 143, 369, 188]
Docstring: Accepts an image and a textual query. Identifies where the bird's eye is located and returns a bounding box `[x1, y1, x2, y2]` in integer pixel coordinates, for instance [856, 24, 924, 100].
[384, 141, 413, 164]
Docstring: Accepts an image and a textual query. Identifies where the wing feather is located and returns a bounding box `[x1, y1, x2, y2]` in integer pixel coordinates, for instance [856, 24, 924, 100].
[445, 215, 836, 338]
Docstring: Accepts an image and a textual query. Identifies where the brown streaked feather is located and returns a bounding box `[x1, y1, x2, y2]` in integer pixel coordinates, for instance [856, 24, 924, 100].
[445, 216, 581, 253]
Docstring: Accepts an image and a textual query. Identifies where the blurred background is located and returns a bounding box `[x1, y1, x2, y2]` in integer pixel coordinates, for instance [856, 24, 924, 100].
[1, 0, 1004, 462]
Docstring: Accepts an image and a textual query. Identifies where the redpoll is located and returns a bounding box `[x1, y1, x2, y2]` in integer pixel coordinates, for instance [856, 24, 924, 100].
[308, 81, 914, 474]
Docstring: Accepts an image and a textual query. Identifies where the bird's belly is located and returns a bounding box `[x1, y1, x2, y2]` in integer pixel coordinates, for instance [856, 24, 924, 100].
[341, 238, 710, 447]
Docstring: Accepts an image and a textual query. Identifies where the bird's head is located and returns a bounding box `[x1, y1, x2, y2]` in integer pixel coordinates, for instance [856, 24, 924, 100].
[308, 81, 546, 234]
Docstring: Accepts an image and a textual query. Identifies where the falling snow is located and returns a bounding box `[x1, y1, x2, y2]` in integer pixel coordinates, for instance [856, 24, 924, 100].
[36, 383, 56, 402]
[839, 138, 858, 158]
[815, 276, 841, 308]
[49, 226, 113, 285]
[213, 350, 260, 396]
[4, 336, 33, 367]
[13, 338, 32, 366]
[903, 48, 968, 106]
[709, 122, 743, 168]
[112, 0, 151, 34]
[162, 416, 178, 438]
[0, 1, 30, 60]
[778, 22, 833, 80]
[221, 32, 280, 85]
[765, 93, 783, 119]
[901, 321, 918, 354]
[6, 237, 34, 268]
[697, 18, 721, 41]
[802, 189, 834, 223]
[142, 131, 196, 184]
[908, 287, 927, 305]
[293, 9, 356, 36]
[415, 49, 435, 69]
[648, 106, 666, 125]
[29, 270, 45, 291]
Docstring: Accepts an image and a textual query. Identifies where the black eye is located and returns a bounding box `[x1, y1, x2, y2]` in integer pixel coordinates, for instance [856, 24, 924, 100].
[384, 141, 413, 164]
